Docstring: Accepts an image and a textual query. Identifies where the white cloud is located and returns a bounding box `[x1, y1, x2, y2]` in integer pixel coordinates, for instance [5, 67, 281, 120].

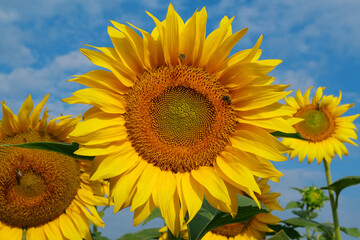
[0, 50, 93, 117]
[205, 0, 360, 80]
[274, 69, 316, 93]
[0, 9, 18, 23]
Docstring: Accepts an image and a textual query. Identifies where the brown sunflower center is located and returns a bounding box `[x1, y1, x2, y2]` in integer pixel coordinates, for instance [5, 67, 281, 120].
[150, 86, 215, 145]
[125, 65, 236, 173]
[0, 130, 80, 228]
[210, 222, 251, 237]
[294, 105, 336, 142]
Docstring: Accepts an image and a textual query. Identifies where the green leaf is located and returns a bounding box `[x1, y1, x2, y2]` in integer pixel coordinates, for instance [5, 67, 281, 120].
[321, 176, 360, 208]
[268, 225, 301, 239]
[271, 131, 307, 140]
[116, 228, 161, 240]
[285, 201, 301, 210]
[1, 142, 94, 161]
[321, 176, 360, 194]
[282, 218, 333, 238]
[290, 187, 304, 193]
[187, 196, 268, 240]
[340, 226, 360, 237]
[268, 230, 291, 240]
[142, 207, 162, 226]
[292, 210, 318, 219]
[292, 210, 306, 218]
[282, 218, 319, 228]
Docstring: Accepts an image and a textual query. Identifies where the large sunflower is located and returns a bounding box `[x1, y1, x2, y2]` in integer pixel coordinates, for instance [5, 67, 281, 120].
[202, 178, 283, 240]
[283, 87, 359, 164]
[64, 4, 298, 236]
[0, 95, 109, 240]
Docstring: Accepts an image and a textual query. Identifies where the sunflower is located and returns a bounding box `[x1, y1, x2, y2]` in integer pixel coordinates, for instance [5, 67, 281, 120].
[202, 178, 283, 240]
[0, 95, 109, 240]
[283, 87, 359, 164]
[64, 4, 298, 236]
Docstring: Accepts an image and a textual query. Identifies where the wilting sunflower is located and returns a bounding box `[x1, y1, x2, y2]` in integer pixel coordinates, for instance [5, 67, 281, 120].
[283, 87, 359, 164]
[202, 178, 283, 240]
[64, 4, 298, 236]
[0, 95, 109, 240]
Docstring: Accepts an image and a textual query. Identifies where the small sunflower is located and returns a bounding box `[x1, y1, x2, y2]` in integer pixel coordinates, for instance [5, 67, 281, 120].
[283, 87, 359, 164]
[64, 4, 297, 236]
[301, 186, 327, 210]
[202, 178, 283, 240]
[0, 95, 109, 240]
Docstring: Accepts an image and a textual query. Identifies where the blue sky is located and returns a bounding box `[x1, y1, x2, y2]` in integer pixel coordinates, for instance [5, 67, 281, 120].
[1, 0, 359, 239]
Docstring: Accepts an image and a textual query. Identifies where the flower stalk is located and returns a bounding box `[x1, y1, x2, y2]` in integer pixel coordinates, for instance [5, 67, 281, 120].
[323, 160, 342, 240]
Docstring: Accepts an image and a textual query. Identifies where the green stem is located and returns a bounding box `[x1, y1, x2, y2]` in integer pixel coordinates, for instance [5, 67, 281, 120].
[93, 224, 98, 233]
[168, 228, 182, 240]
[305, 205, 311, 240]
[323, 160, 342, 240]
[306, 227, 310, 240]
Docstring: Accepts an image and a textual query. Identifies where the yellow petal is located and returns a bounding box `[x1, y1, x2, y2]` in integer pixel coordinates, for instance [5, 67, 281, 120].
[111, 161, 147, 212]
[163, 3, 183, 65]
[108, 26, 144, 75]
[230, 124, 289, 162]
[75, 140, 128, 156]
[131, 164, 160, 210]
[63, 88, 126, 114]
[69, 70, 129, 94]
[199, 16, 234, 67]
[206, 28, 248, 73]
[47, 220, 64, 239]
[155, 171, 177, 222]
[80, 48, 134, 87]
[181, 172, 204, 223]
[0, 225, 22, 240]
[191, 167, 231, 205]
[216, 152, 261, 194]
[90, 144, 140, 180]
[70, 115, 125, 137]
[30, 94, 49, 129]
[133, 197, 156, 226]
[59, 214, 82, 240]
[313, 87, 325, 104]
[225, 146, 283, 181]
[1, 101, 19, 135]
[111, 21, 145, 67]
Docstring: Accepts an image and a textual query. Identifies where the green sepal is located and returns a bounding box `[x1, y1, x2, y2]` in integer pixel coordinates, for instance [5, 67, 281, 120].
[1, 142, 94, 161]
[187, 196, 268, 240]
[116, 228, 161, 240]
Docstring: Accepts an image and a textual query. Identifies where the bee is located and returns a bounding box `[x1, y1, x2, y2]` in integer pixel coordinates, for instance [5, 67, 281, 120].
[16, 168, 22, 184]
[179, 53, 186, 62]
[221, 95, 232, 105]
